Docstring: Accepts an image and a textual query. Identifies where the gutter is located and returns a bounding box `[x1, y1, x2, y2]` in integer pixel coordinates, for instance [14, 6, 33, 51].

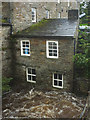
[11, 34, 74, 39]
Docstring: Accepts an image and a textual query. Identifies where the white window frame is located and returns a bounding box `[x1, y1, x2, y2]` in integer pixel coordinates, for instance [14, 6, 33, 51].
[26, 67, 36, 83]
[21, 40, 30, 56]
[46, 10, 50, 19]
[53, 73, 63, 88]
[46, 41, 58, 59]
[31, 8, 36, 22]
[68, 0, 70, 7]
[58, 12, 61, 18]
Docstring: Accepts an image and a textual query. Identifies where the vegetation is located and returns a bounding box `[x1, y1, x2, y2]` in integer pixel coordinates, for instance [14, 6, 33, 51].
[80, 2, 90, 25]
[17, 18, 49, 34]
[2, 77, 13, 93]
[73, 2, 90, 79]
[29, 19, 49, 30]
[73, 26, 89, 94]
[74, 31, 89, 77]
[2, 19, 8, 23]
[79, 23, 88, 26]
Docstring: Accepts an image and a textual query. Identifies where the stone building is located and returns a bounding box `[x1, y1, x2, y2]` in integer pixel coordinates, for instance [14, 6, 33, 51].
[1, 1, 79, 92]
[2, 1, 79, 32]
[11, 19, 78, 92]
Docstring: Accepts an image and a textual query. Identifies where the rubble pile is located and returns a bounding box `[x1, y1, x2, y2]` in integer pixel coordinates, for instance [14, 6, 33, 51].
[3, 90, 86, 118]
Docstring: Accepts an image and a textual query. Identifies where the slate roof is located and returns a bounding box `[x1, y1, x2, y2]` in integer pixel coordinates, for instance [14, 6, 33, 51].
[16, 19, 78, 37]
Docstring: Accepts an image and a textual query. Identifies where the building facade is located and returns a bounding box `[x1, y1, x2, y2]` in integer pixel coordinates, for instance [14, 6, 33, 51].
[1, 1, 80, 92]
[2, 1, 79, 32]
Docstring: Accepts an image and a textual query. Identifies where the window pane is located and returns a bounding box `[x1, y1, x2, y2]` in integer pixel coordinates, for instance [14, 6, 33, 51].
[32, 8, 36, 12]
[53, 46, 57, 49]
[48, 42, 52, 45]
[25, 49, 29, 54]
[26, 42, 29, 44]
[32, 8, 36, 22]
[26, 44, 29, 47]
[49, 50, 53, 53]
[28, 68, 31, 74]
[54, 80, 57, 86]
[23, 49, 25, 54]
[23, 42, 25, 44]
[32, 76, 36, 81]
[59, 74, 62, 80]
[53, 42, 57, 46]
[32, 18, 34, 20]
[32, 15, 35, 17]
[49, 53, 53, 56]
[54, 50, 57, 53]
[28, 75, 31, 80]
[49, 46, 52, 49]
[54, 53, 57, 56]
[59, 81, 62, 86]
[32, 69, 36, 74]
[23, 44, 25, 47]
[32, 11, 34, 14]
[54, 74, 57, 79]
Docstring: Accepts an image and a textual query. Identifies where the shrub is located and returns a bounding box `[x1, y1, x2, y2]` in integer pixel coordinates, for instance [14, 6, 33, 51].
[2, 77, 13, 92]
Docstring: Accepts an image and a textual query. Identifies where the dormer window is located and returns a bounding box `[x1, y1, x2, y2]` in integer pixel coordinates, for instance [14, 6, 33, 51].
[21, 40, 30, 56]
[31, 8, 36, 22]
[46, 10, 50, 19]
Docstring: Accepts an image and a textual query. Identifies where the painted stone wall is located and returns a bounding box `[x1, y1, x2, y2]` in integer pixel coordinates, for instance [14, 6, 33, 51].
[11, 37, 74, 92]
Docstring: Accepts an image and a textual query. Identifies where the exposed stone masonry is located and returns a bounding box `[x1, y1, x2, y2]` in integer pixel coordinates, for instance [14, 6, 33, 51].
[2, 2, 79, 33]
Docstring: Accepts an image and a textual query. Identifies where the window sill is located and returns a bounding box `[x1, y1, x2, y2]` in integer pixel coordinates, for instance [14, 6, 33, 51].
[47, 56, 58, 59]
[53, 85, 63, 89]
[21, 54, 30, 56]
[27, 80, 36, 83]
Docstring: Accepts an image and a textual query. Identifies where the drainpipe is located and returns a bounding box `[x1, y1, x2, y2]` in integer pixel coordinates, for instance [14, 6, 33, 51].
[74, 39, 76, 55]
[9, 19, 12, 35]
[10, 24, 12, 35]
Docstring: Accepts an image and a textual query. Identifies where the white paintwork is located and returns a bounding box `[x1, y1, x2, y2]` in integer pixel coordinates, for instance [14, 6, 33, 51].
[46, 10, 50, 19]
[31, 8, 36, 22]
[26, 67, 36, 83]
[53, 73, 63, 88]
[21, 40, 30, 56]
[53, 73, 63, 89]
[46, 41, 58, 59]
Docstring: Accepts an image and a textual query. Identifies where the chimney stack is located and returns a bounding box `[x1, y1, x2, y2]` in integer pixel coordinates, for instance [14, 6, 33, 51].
[68, 10, 79, 20]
